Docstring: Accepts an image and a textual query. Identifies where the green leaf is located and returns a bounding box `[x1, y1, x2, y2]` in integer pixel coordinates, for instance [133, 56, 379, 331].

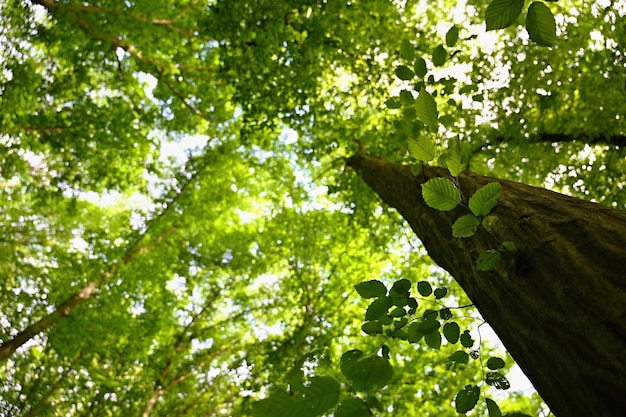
[365, 297, 393, 320]
[399, 89, 414, 105]
[485, 0, 525, 30]
[469, 182, 502, 216]
[452, 214, 480, 238]
[391, 278, 411, 294]
[500, 241, 517, 252]
[486, 371, 511, 390]
[252, 391, 294, 417]
[406, 322, 423, 343]
[418, 318, 440, 334]
[417, 280, 432, 296]
[415, 88, 438, 132]
[486, 398, 503, 417]
[432, 44, 447, 66]
[445, 25, 459, 47]
[361, 321, 383, 335]
[408, 137, 437, 162]
[433, 287, 448, 299]
[301, 376, 341, 415]
[385, 98, 401, 109]
[424, 331, 442, 349]
[421, 178, 461, 211]
[477, 250, 501, 271]
[444, 149, 464, 177]
[395, 65, 415, 81]
[413, 57, 428, 77]
[355, 280, 387, 298]
[443, 322, 460, 344]
[482, 215, 499, 231]
[335, 398, 372, 417]
[487, 357, 506, 370]
[446, 350, 469, 369]
[526, 1, 557, 46]
[439, 307, 452, 320]
[460, 330, 474, 348]
[340, 354, 394, 392]
[455, 385, 480, 413]
[389, 307, 406, 317]
[400, 39, 415, 60]
[252, 376, 340, 417]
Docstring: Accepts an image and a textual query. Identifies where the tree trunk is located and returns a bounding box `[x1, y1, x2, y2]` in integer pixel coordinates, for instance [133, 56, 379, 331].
[347, 155, 626, 417]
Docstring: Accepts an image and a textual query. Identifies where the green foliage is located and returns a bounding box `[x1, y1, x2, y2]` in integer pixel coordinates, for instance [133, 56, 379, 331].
[485, 0, 525, 31]
[455, 385, 480, 413]
[417, 280, 433, 297]
[477, 250, 503, 271]
[335, 398, 372, 417]
[487, 357, 506, 370]
[469, 183, 502, 216]
[487, 398, 503, 417]
[421, 178, 461, 211]
[355, 280, 388, 298]
[526, 2, 557, 46]
[445, 26, 459, 48]
[2, 0, 619, 416]
[415, 88, 439, 132]
[340, 351, 394, 392]
[452, 214, 480, 238]
[408, 137, 437, 162]
[253, 376, 340, 417]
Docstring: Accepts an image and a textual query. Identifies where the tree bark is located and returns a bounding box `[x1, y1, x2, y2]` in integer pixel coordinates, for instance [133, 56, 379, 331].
[347, 155, 626, 417]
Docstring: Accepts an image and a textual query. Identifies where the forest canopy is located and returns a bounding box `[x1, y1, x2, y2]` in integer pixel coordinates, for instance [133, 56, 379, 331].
[1, 0, 624, 416]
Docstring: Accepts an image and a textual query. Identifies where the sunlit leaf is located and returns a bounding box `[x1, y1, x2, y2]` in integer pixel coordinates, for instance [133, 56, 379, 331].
[485, 0, 525, 30]
[408, 137, 437, 162]
[421, 178, 460, 211]
[469, 182, 502, 216]
[526, 1, 557, 46]
[452, 214, 480, 238]
[415, 88, 439, 132]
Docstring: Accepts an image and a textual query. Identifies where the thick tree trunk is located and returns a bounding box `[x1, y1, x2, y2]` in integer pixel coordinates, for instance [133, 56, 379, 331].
[347, 155, 626, 417]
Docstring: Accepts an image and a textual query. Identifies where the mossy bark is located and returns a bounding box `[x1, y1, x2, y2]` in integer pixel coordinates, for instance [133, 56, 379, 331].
[347, 155, 626, 417]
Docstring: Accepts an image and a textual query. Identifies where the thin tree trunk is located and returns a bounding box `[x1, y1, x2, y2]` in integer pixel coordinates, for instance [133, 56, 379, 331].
[0, 225, 179, 362]
[347, 155, 626, 417]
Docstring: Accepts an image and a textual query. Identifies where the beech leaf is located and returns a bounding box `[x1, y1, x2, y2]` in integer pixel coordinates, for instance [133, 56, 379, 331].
[415, 88, 438, 132]
[526, 1, 557, 46]
[422, 178, 460, 211]
[469, 182, 501, 216]
[485, 0, 525, 30]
